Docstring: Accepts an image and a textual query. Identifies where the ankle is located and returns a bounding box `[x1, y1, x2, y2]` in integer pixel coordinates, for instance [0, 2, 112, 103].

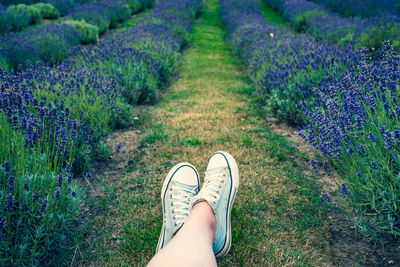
[193, 201, 217, 234]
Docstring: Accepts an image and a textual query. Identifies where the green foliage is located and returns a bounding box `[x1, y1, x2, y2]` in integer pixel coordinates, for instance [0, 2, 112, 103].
[292, 9, 326, 32]
[0, 56, 9, 72]
[0, 2, 58, 34]
[7, 4, 42, 24]
[64, 19, 100, 44]
[44, 0, 74, 16]
[357, 23, 400, 52]
[35, 32, 80, 63]
[125, 0, 148, 12]
[241, 133, 252, 145]
[0, 0, 36, 4]
[93, 140, 112, 161]
[109, 101, 133, 130]
[109, 3, 131, 28]
[1, 6, 30, 32]
[259, 0, 287, 26]
[143, 124, 168, 144]
[179, 137, 201, 146]
[0, 12, 12, 33]
[0, 113, 83, 265]
[267, 86, 304, 125]
[33, 3, 59, 19]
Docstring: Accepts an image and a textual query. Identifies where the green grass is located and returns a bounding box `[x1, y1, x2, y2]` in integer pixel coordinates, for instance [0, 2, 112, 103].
[116, 7, 154, 30]
[259, 0, 287, 26]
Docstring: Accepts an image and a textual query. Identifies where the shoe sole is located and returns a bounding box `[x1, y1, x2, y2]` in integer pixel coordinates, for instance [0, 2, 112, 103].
[155, 162, 199, 254]
[211, 151, 239, 258]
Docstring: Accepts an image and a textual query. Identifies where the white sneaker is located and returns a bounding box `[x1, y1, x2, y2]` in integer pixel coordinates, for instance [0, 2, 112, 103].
[191, 151, 239, 258]
[156, 163, 200, 253]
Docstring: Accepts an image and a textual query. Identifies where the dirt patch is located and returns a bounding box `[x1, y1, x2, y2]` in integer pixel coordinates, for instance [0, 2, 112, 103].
[73, 129, 143, 265]
[265, 116, 338, 193]
[264, 116, 400, 267]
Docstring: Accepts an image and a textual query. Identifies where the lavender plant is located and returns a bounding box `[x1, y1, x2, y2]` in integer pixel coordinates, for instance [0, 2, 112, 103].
[0, 6, 30, 33]
[0, 0, 153, 72]
[0, 68, 87, 264]
[300, 43, 400, 238]
[70, 0, 128, 34]
[264, 0, 400, 51]
[0, 24, 81, 71]
[310, 0, 399, 18]
[220, 0, 360, 125]
[6, 4, 43, 24]
[72, 0, 202, 104]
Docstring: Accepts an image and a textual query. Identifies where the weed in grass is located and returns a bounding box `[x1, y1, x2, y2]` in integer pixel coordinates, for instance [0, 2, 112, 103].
[179, 137, 201, 146]
[143, 124, 169, 144]
[94, 140, 112, 161]
[241, 133, 252, 146]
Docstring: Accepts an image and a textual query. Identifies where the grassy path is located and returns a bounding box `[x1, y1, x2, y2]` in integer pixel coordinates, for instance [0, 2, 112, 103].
[83, 0, 333, 265]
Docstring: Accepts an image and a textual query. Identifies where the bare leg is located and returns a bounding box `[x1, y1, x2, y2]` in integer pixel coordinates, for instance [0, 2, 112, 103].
[148, 202, 217, 267]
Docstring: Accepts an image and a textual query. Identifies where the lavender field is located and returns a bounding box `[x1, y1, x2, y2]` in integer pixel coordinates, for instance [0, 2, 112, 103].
[0, 0, 399, 265]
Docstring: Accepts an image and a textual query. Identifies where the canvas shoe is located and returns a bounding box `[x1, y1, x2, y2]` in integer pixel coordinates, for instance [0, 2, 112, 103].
[156, 162, 200, 253]
[191, 151, 239, 258]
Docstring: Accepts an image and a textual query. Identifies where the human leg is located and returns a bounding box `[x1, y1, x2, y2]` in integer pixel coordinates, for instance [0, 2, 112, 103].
[148, 201, 217, 267]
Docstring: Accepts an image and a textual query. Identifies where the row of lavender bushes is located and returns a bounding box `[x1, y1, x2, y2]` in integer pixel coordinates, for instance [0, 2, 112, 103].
[0, 0, 202, 264]
[0, 0, 90, 15]
[0, 0, 152, 72]
[220, 0, 400, 239]
[310, 0, 399, 18]
[0, 0, 97, 35]
[0, 2, 59, 34]
[264, 0, 400, 52]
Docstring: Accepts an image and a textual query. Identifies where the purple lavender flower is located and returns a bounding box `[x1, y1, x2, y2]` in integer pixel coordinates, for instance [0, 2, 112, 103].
[322, 193, 331, 203]
[371, 161, 378, 170]
[4, 161, 11, 173]
[0, 215, 6, 230]
[310, 160, 319, 174]
[40, 199, 48, 213]
[22, 203, 28, 213]
[115, 143, 122, 153]
[8, 176, 15, 192]
[33, 190, 41, 202]
[5, 195, 15, 212]
[340, 183, 349, 195]
[65, 162, 71, 173]
[55, 188, 61, 201]
[58, 174, 63, 187]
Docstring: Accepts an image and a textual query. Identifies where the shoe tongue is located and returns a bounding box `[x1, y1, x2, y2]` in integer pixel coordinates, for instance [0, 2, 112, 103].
[205, 166, 228, 178]
[174, 180, 197, 191]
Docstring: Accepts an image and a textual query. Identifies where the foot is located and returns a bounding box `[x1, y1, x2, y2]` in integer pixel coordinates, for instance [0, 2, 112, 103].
[156, 163, 200, 253]
[191, 151, 239, 257]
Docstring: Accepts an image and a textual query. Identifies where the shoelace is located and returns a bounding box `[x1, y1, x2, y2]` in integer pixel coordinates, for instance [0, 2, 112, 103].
[200, 172, 226, 205]
[170, 184, 198, 227]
